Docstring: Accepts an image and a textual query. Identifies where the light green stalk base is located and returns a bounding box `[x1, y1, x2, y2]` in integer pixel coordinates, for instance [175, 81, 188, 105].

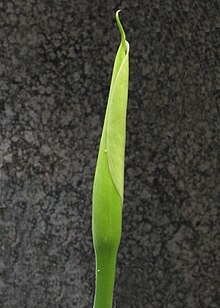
[93, 251, 117, 308]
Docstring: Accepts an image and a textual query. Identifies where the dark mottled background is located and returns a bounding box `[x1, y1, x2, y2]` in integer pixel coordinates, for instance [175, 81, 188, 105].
[1, 0, 220, 307]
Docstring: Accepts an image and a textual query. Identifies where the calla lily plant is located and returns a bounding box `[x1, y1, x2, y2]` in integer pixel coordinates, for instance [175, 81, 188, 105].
[92, 10, 129, 308]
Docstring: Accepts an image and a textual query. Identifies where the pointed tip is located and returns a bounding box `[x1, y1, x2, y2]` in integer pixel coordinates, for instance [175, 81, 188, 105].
[116, 9, 122, 15]
[115, 10, 126, 43]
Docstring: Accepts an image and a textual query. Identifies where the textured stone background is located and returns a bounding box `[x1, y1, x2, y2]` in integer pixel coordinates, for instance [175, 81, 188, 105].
[1, 0, 220, 307]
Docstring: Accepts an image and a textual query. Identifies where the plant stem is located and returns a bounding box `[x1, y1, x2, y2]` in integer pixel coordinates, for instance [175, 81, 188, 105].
[93, 251, 117, 308]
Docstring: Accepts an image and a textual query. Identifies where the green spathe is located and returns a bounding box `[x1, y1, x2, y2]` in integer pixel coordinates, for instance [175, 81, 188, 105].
[92, 10, 129, 308]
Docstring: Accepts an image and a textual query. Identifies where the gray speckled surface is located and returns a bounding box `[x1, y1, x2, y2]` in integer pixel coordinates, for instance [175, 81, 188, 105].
[1, 0, 220, 307]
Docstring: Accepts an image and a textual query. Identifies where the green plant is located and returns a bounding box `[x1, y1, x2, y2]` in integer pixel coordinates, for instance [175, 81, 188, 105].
[92, 10, 129, 308]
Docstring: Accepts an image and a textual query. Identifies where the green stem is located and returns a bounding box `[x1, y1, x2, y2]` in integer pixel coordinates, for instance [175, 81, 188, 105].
[93, 251, 118, 308]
